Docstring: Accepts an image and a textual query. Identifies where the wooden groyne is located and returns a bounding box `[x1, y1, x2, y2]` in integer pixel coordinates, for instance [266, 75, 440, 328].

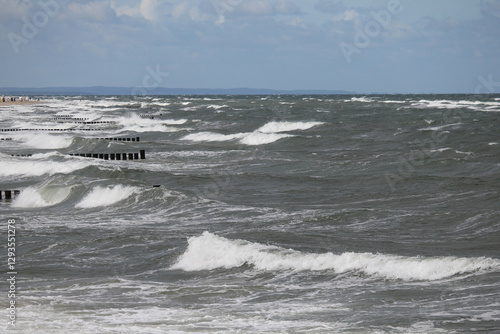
[0, 190, 20, 201]
[0, 128, 103, 132]
[68, 150, 146, 160]
[98, 137, 140, 142]
[51, 117, 90, 121]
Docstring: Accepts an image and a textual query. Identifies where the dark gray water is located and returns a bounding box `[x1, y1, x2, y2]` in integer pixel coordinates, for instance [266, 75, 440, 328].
[1, 95, 500, 333]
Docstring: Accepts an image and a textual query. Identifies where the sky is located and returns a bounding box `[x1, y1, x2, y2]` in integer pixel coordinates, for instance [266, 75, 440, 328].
[0, 0, 499, 93]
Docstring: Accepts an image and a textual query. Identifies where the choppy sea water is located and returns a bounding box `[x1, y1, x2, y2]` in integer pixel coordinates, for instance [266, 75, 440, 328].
[1, 95, 499, 333]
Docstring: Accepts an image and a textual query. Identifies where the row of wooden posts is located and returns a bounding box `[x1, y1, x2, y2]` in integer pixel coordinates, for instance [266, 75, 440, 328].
[51, 117, 89, 121]
[1, 136, 139, 142]
[11, 150, 146, 160]
[1, 113, 146, 201]
[0, 128, 103, 132]
[68, 150, 146, 160]
[0, 190, 20, 200]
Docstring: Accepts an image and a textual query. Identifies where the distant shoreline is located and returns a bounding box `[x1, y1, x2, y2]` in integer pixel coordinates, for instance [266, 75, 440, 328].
[0, 100, 45, 106]
[0, 87, 355, 96]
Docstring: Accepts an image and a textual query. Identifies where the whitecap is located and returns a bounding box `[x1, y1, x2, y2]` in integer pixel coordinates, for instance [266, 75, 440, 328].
[181, 132, 247, 142]
[257, 121, 324, 133]
[12, 186, 73, 208]
[75, 185, 140, 208]
[171, 232, 500, 281]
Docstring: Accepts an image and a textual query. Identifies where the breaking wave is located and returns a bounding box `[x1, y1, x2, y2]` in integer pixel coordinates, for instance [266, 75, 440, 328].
[12, 186, 74, 208]
[75, 185, 140, 208]
[181, 121, 323, 146]
[172, 232, 500, 281]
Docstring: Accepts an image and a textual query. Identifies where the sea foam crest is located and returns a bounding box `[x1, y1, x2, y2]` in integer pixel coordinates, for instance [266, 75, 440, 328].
[19, 133, 73, 149]
[182, 132, 247, 142]
[171, 232, 500, 281]
[12, 186, 73, 208]
[0, 157, 92, 177]
[117, 113, 186, 132]
[181, 121, 323, 146]
[75, 185, 139, 208]
[257, 121, 324, 133]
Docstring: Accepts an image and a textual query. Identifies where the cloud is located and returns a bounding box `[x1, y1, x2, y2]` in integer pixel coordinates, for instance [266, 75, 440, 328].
[332, 9, 359, 23]
[238, 0, 274, 16]
[482, 0, 500, 18]
[0, 0, 31, 20]
[111, 2, 140, 18]
[171, 1, 210, 22]
[275, 0, 302, 15]
[140, 0, 159, 21]
[68, 1, 118, 23]
[314, 0, 343, 13]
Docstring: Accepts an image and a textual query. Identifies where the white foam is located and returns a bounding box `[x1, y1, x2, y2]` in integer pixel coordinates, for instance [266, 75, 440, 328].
[75, 185, 139, 208]
[410, 99, 500, 112]
[418, 122, 462, 131]
[117, 113, 186, 132]
[382, 100, 406, 104]
[346, 97, 374, 103]
[171, 232, 500, 281]
[12, 186, 73, 208]
[207, 104, 229, 110]
[182, 132, 247, 142]
[18, 133, 73, 149]
[0, 157, 92, 177]
[257, 121, 324, 133]
[239, 132, 293, 146]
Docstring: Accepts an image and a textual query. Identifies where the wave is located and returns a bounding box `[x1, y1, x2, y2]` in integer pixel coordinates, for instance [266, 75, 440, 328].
[181, 121, 322, 146]
[171, 232, 500, 281]
[18, 133, 74, 149]
[75, 185, 140, 208]
[116, 113, 187, 132]
[182, 132, 247, 142]
[0, 156, 92, 177]
[239, 132, 293, 146]
[12, 185, 74, 208]
[345, 97, 374, 103]
[410, 99, 500, 112]
[418, 122, 462, 131]
[257, 121, 324, 133]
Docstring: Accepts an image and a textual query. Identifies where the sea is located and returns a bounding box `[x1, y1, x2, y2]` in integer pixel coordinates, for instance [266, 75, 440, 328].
[1, 94, 499, 333]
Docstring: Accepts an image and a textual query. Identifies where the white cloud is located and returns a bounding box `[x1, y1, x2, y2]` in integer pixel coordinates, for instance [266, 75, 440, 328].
[284, 16, 306, 28]
[0, 0, 31, 20]
[332, 9, 360, 26]
[68, 1, 117, 23]
[111, 1, 140, 18]
[275, 0, 302, 15]
[239, 0, 274, 15]
[140, 0, 159, 22]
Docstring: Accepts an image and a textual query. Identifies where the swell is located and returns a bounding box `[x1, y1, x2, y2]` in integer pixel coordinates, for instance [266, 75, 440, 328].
[171, 232, 500, 281]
